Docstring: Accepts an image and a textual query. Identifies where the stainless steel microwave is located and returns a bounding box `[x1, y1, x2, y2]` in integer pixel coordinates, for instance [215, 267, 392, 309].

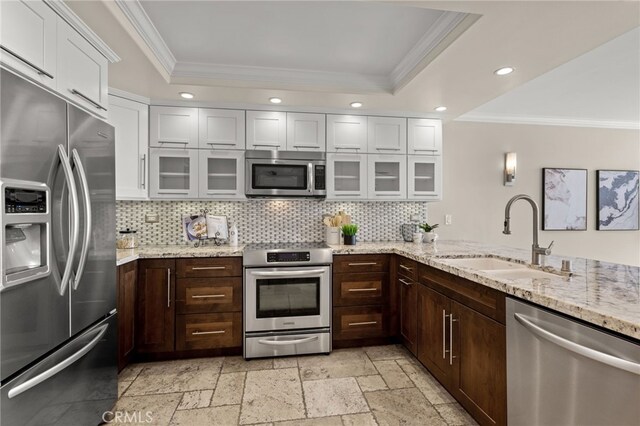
[245, 150, 326, 198]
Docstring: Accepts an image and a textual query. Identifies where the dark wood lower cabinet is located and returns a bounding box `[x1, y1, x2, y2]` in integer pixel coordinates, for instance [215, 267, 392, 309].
[136, 259, 176, 354]
[117, 261, 137, 372]
[176, 312, 242, 350]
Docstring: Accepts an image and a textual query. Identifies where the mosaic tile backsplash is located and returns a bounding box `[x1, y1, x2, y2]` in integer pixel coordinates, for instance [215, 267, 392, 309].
[116, 200, 428, 245]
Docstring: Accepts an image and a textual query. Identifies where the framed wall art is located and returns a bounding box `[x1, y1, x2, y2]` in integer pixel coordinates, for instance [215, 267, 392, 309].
[597, 170, 639, 231]
[542, 168, 587, 231]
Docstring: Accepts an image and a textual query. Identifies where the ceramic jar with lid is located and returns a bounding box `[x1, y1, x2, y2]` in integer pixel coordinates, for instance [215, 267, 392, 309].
[117, 228, 139, 249]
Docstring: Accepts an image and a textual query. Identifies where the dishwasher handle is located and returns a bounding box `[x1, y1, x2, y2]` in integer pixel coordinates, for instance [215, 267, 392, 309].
[514, 313, 640, 376]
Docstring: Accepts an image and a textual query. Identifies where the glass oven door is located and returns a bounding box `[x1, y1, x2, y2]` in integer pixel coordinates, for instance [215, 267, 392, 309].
[245, 266, 331, 332]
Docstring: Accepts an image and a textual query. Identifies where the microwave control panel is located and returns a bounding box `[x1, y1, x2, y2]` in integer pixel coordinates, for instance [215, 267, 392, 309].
[5, 187, 47, 213]
[314, 165, 326, 190]
[267, 251, 311, 263]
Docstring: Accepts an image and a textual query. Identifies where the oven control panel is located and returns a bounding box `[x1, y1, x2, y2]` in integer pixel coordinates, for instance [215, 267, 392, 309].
[267, 251, 311, 263]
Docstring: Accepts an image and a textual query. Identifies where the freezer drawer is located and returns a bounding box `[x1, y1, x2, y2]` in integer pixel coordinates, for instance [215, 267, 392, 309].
[1, 314, 117, 426]
[507, 298, 640, 426]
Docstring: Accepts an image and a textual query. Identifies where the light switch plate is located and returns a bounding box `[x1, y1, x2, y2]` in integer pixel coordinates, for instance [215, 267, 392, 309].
[410, 214, 422, 222]
[145, 214, 159, 223]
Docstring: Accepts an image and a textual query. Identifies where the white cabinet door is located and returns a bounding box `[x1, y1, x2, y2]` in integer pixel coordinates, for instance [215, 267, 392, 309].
[150, 106, 198, 149]
[367, 154, 407, 200]
[198, 108, 245, 150]
[407, 118, 442, 155]
[246, 111, 286, 150]
[407, 156, 442, 200]
[286, 112, 325, 151]
[326, 115, 367, 152]
[327, 153, 367, 200]
[0, 0, 57, 89]
[108, 95, 149, 200]
[149, 148, 199, 199]
[198, 150, 245, 199]
[367, 117, 406, 154]
[56, 19, 108, 117]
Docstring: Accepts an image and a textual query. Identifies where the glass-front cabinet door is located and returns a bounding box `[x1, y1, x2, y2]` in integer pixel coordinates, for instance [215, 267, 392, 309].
[367, 154, 407, 199]
[149, 148, 198, 198]
[326, 153, 367, 199]
[198, 150, 245, 199]
[407, 156, 442, 200]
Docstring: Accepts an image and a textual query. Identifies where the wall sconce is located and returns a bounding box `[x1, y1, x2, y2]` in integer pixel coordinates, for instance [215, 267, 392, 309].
[504, 152, 517, 186]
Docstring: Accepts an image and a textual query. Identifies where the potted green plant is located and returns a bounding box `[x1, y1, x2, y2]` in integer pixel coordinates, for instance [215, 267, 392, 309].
[341, 224, 359, 245]
[419, 223, 439, 243]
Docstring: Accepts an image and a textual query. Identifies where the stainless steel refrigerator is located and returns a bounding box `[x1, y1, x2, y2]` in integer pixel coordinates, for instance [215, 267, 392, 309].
[0, 68, 117, 425]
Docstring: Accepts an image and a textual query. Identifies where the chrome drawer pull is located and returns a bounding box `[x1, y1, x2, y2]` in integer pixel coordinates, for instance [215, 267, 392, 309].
[348, 288, 378, 292]
[191, 266, 226, 270]
[399, 278, 412, 286]
[399, 265, 413, 271]
[192, 330, 225, 335]
[191, 294, 225, 299]
[348, 321, 377, 327]
[258, 336, 318, 346]
[348, 262, 377, 266]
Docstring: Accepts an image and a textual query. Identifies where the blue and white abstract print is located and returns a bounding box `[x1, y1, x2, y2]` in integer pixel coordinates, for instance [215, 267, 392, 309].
[598, 170, 639, 230]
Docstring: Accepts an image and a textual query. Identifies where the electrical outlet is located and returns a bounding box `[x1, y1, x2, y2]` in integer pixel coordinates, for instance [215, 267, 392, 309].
[410, 214, 422, 222]
[445, 214, 452, 225]
[145, 214, 159, 223]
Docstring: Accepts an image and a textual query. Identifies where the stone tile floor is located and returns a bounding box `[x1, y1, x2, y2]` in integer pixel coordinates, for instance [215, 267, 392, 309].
[115, 345, 478, 425]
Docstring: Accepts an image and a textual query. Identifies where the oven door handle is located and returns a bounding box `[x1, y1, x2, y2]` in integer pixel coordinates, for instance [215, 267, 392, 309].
[250, 269, 326, 278]
[258, 336, 319, 346]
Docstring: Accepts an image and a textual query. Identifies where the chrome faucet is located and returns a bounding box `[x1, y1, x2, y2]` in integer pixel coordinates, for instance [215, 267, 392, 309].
[503, 194, 554, 266]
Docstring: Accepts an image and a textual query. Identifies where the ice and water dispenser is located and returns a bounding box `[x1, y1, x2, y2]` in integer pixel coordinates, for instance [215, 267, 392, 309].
[1, 179, 51, 290]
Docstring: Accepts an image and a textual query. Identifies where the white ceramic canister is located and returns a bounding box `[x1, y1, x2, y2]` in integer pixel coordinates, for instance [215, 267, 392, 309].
[412, 232, 423, 243]
[326, 227, 341, 245]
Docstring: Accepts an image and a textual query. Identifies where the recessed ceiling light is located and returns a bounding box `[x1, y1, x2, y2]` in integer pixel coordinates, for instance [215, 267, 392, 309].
[350, 102, 363, 108]
[434, 106, 447, 112]
[179, 92, 194, 99]
[269, 97, 282, 104]
[494, 67, 515, 76]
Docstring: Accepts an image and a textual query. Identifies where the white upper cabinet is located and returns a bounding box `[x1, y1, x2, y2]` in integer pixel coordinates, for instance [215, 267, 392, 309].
[109, 95, 149, 200]
[286, 113, 325, 151]
[149, 148, 199, 199]
[326, 115, 367, 152]
[0, 0, 57, 90]
[407, 155, 442, 200]
[198, 108, 245, 150]
[407, 118, 442, 155]
[198, 150, 245, 199]
[367, 117, 406, 154]
[367, 154, 407, 200]
[246, 111, 287, 150]
[57, 20, 108, 117]
[150, 106, 199, 149]
[326, 153, 367, 200]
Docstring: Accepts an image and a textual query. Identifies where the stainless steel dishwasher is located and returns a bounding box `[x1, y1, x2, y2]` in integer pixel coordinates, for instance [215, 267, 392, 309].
[507, 297, 640, 426]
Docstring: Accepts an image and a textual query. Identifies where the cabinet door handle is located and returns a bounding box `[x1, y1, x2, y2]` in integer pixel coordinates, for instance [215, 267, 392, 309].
[347, 288, 378, 292]
[167, 269, 171, 308]
[348, 321, 377, 327]
[158, 140, 189, 145]
[375, 147, 401, 151]
[206, 141, 236, 146]
[399, 278, 412, 286]
[140, 154, 146, 189]
[0, 45, 54, 79]
[191, 294, 225, 299]
[70, 89, 107, 111]
[348, 262, 377, 266]
[399, 264, 413, 271]
[292, 144, 320, 149]
[191, 266, 226, 270]
[449, 314, 458, 365]
[442, 310, 448, 359]
[192, 330, 225, 335]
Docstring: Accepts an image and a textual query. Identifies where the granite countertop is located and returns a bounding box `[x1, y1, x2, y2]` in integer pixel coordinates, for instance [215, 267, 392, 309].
[117, 240, 640, 340]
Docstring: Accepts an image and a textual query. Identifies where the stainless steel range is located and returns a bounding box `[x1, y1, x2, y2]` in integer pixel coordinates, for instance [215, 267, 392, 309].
[243, 242, 332, 359]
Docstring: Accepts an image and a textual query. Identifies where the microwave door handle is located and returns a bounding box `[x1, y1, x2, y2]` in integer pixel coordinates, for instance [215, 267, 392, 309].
[47, 145, 80, 296]
[308, 162, 314, 193]
[70, 149, 91, 290]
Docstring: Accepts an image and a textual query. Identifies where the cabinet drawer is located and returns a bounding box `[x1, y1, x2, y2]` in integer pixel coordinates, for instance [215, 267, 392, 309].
[176, 312, 241, 350]
[333, 255, 389, 273]
[176, 277, 242, 314]
[177, 257, 242, 278]
[333, 272, 387, 307]
[397, 256, 418, 280]
[333, 306, 386, 341]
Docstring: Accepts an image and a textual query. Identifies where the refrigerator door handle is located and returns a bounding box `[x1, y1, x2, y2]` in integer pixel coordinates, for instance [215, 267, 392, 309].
[70, 149, 92, 290]
[47, 145, 80, 296]
[7, 323, 109, 399]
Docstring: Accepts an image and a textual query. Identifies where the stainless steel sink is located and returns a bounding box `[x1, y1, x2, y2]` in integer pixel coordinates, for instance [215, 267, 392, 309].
[441, 257, 527, 271]
[485, 268, 560, 280]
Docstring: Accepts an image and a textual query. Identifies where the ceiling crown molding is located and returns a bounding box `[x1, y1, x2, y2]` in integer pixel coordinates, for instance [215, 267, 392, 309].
[46, 0, 120, 63]
[114, 0, 176, 74]
[455, 112, 640, 130]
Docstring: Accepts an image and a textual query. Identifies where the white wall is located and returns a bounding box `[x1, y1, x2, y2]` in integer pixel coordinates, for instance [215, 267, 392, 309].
[428, 121, 640, 266]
